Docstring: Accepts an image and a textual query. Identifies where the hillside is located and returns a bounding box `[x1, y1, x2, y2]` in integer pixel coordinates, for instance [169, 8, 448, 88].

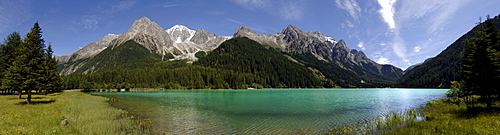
[73, 40, 162, 74]
[194, 37, 322, 88]
[398, 15, 500, 88]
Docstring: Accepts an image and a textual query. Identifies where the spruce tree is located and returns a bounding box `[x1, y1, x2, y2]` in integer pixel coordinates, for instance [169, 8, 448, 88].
[4, 22, 46, 104]
[461, 17, 500, 109]
[0, 32, 23, 94]
[41, 44, 60, 93]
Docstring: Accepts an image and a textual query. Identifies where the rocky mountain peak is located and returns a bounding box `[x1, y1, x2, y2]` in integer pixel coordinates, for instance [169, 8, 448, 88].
[109, 17, 172, 54]
[279, 25, 308, 42]
[128, 17, 159, 33]
[279, 25, 303, 34]
[166, 25, 195, 43]
[190, 29, 217, 44]
[307, 31, 337, 44]
[233, 25, 257, 37]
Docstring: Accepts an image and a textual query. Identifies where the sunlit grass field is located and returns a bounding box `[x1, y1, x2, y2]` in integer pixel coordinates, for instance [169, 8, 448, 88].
[0, 90, 150, 134]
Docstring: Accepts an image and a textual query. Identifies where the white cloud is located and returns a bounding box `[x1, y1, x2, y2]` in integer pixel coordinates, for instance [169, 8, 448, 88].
[381, 0, 468, 67]
[414, 46, 421, 52]
[380, 43, 386, 46]
[334, 0, 361, 20]
[398, 0, 469, 33]
[163, 4, 179, 8]
[357, 41, 365, 50]
[377, 0, 396, 29]
[375, 57, 391, 64]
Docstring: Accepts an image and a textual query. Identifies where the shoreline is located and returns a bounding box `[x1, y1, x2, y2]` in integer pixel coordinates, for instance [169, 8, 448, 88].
[329, 98, 500, 134]
[3, 89, 468, 134]
[93, 88, 448, 134]
[80, 87, 449, 93]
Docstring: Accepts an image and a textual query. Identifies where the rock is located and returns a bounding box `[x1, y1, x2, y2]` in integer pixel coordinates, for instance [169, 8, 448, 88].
[61, 119, 68, 126]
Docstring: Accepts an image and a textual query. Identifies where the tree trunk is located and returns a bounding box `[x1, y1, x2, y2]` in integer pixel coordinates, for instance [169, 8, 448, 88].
[27, 90, 31, 105]
[18, 90, 22, 99]
[487, 97, 492, 109]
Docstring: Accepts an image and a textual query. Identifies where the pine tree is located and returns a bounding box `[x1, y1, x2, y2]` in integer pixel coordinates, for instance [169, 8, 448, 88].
[461, 17, 500, 109]
[0, 32, 22, 94]
[4, 22, 46, 104]
[41, 44, 61, 93]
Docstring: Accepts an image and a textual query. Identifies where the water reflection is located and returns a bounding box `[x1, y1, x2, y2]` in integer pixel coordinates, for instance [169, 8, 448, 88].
[94, 88, 447, 134]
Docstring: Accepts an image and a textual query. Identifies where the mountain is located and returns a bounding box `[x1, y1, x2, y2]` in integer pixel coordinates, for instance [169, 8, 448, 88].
[56, 34, 118, 75]
[404, 57, 434, 73]
[57, 17, 230, 75]
[75, 40, 162, 74]
[194, 37, 322, 88]
[57, 16, 403, 87]
[398, 15, 500, 88]
[233, 24, 403, 83]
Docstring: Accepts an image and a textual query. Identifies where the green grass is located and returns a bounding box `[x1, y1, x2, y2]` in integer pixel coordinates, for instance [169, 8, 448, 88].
[382, 100, 500, 134]
[327, 99, 500, 134]
[0, 91, 150, 134]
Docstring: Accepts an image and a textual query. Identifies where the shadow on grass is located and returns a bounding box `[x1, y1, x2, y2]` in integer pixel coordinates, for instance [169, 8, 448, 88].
[16, 99, 56, 105]
[451, 106, 500, 119]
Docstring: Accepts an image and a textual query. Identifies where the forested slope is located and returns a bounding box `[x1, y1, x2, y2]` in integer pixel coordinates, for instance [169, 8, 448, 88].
[398, 15, 500, 88]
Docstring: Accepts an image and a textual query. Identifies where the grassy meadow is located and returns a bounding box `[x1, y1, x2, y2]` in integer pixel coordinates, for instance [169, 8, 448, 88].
[0, 90, 150, 134]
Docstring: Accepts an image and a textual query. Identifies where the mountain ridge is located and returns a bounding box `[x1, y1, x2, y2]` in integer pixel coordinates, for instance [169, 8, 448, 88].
[57, 17, 402, 86]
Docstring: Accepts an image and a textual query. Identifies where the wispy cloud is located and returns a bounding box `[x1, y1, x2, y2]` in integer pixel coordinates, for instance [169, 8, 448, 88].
[112, 1, 136, 11]
[76, 1, 137, 30]
[0, 0, 31, 34]
[398, 0, 469, 33]
[357, 41, 365, 51]
[345, 20, 355, 28]
[232, 0, 305, 20]
[374, 0, 469, 67]
[279, 1, 304, 20]
[392, 35, 408, 63]
[163, 4, 179, 8]
[377, 0, 396, 29]
[81, 15, 99, 29]
[334, 0, 361, 20]
[233, 0, 271, 9]
[226, 18, 246, 25]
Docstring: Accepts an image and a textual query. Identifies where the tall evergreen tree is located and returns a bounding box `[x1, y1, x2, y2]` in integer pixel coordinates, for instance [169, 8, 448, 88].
[42, 44, 61, 93]
[0, 32, 23, 94]
[461, 17, 500, 109]
[4, 22, 45, 104]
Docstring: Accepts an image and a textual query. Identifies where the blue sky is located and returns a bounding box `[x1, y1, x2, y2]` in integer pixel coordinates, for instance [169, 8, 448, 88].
[1, 0, 499, 69]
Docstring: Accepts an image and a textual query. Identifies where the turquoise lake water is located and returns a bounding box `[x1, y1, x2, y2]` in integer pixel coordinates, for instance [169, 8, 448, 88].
[93, 88, 448, 134]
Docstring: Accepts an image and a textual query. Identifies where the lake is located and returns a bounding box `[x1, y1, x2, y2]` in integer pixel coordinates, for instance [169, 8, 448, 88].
[92, 88, 448, 134]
